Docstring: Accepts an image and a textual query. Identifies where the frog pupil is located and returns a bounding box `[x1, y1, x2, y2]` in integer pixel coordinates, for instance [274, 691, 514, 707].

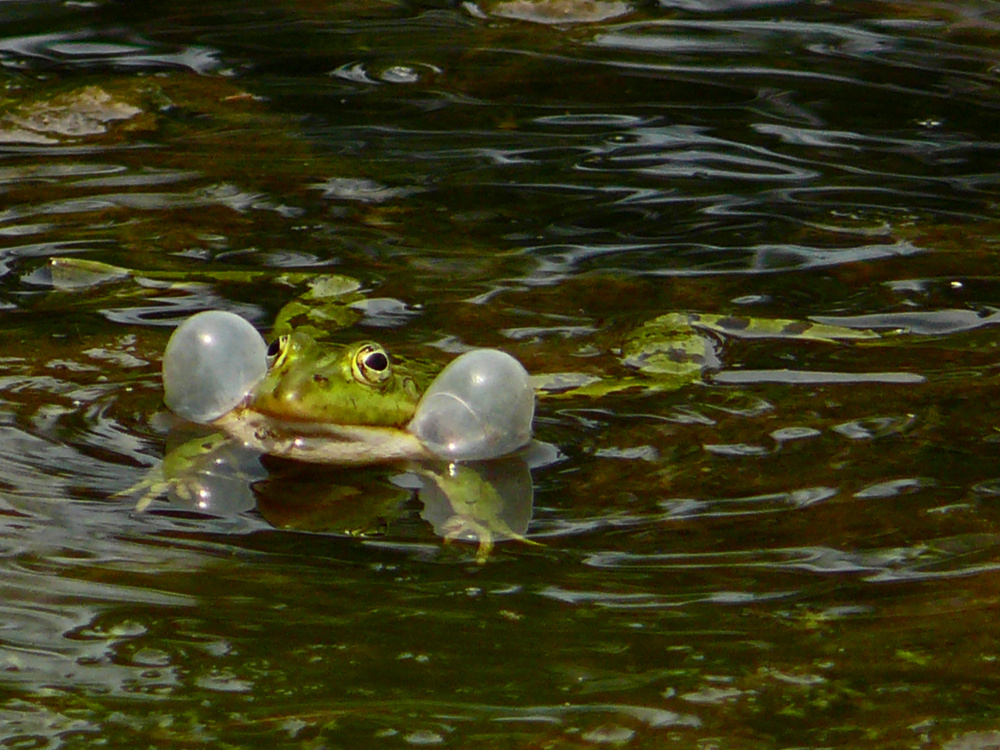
[365, 351, 388, 372]
[266, 339, 281, 358]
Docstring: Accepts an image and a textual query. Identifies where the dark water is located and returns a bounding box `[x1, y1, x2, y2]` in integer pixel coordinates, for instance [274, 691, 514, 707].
[1, 0, 1000, 747]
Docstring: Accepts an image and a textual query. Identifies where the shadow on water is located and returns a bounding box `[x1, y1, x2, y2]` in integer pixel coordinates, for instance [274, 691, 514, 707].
[0, 0, 1000, 746]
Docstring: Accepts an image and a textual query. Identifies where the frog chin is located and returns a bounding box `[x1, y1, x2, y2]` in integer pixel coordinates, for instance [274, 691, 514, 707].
[211, 409, 433, 466]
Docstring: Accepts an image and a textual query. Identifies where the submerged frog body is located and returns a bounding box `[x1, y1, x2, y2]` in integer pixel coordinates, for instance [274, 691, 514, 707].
[533, 312, 881, 398]
[250, 332, 423, 427]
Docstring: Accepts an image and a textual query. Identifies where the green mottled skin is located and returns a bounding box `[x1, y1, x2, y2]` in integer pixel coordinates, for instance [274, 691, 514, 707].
[249, 332, 423, 427]
[531, 312, 881, 398]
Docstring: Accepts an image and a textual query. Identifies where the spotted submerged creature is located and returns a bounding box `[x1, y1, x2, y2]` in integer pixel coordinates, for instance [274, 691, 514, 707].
[624, 313, 879, 371]
[532, 312, 882, 399]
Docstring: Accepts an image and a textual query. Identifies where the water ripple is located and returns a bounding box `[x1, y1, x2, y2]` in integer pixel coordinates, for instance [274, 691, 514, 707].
[539, 584, 792, 609]
[0, 31, 222, 74]
[578, 124, 820, 182]
[813, 309, 1000, 336]
[517, 238, 923, 282]
[582, 538, 1000, 583]
[590, 19, 967, 86]
[330, 60, 441, 85]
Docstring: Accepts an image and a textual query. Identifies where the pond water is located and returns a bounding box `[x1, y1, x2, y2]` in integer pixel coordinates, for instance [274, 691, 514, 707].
[1, 0, 1000, 747]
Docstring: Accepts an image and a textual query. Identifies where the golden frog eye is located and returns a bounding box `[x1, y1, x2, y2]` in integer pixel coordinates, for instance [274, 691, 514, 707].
[266, 334, 291, 369]
[352, 343, 392, 386]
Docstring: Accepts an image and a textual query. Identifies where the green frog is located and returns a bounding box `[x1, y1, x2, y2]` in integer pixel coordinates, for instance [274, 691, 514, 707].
[531, 311, 880, 399]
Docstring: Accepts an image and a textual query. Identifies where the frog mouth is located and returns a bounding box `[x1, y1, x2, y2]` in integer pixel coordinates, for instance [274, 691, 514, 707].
[211, 409, 432, 466]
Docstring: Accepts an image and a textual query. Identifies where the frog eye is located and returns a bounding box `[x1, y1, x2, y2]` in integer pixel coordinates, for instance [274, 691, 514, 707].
[266, 335, 290, 368]
[353, 343, 392, 386]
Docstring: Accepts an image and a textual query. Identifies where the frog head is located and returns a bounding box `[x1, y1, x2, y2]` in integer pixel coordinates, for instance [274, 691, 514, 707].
[249, 332, 422, 427]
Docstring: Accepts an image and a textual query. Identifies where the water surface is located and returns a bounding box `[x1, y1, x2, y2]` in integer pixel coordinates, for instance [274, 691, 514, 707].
[0, 1, 999, 747]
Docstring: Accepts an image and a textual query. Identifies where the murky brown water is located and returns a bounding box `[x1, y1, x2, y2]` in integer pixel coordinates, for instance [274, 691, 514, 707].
[1, 1, 1000, 747]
